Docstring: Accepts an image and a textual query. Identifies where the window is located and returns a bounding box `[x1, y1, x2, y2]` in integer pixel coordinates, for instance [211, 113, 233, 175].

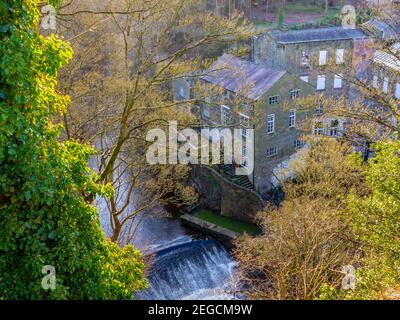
[239, 113, 250, 137]
[373, 74, 379, 88]
[269, 95, 279, 105]
[327, 120, 340, 137]
[317, 75, 326, 91]
[395, 83, 400, 99]
[202, 105, 210, 118]
[178, 86, 185, 99]
[334, 74, 343, 89]
[290, 89, 300, 99]
[383, 77, 389, 93]
[266, 146, 278, 158]
[319, 50, 327, 66]
[300, 75, 309, 83]
[314, 122, 324, 135]
[294, 140, 305, 149]
[267, 114, 275, 134]
[224, 90, 231, 101]
[316, 105, 324, 115]
[289, 110, 296, 128]
[221, 105, 230, 124]
[240, 158, 248, 168]
[336, 49, 345, 64]
[240, 143, 248, 167]
[242, 144, 247, 158]
[300, 50, 310, 68]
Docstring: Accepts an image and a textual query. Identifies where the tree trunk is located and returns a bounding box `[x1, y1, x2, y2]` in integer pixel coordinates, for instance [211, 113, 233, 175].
[111, 214, 122, 243]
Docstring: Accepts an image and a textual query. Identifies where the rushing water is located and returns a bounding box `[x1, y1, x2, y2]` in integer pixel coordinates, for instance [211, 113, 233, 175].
[97, 198, 240, 300]
[138, 238, 239, 300]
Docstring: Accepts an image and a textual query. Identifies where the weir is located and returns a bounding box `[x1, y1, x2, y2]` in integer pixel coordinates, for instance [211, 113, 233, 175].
[138, 239, 239, 300]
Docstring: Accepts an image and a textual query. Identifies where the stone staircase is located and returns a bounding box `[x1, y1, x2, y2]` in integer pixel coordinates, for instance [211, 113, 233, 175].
[218, 163, 283, 208]
[219, 164, 255, 191]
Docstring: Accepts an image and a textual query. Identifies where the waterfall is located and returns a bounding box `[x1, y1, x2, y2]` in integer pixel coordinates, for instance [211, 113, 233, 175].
[138, 239, 239, 300]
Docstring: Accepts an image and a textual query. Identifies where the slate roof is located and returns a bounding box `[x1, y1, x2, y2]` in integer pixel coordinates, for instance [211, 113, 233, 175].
[269, 27, 367, 44]
[201, 54, 286, 101]
[374, 43, 400, 72]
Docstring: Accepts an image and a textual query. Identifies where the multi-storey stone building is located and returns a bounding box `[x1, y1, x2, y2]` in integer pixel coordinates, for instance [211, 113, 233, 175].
[252, 26, 377, 138]
[252, 27, 374, 97]
[196, 53, 314, 194]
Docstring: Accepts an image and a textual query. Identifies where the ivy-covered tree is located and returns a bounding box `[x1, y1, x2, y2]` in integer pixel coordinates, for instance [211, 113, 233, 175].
[0, 0, 146, 299]
[346, 139, 400, 299]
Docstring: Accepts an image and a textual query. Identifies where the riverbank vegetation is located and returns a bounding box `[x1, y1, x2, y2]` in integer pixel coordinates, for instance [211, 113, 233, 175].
[194, 209, 261, 236]
[0, 0, 147, 299]
[235, 138, 400, 300]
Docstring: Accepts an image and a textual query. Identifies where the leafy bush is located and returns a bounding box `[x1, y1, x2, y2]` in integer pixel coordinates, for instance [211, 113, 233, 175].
[0, 0, 146, 299]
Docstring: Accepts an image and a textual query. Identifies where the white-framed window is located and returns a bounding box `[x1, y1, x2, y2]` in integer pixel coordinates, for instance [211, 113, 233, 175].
[290, 89, 300, 99]
[267, 114, 275, 134]
[221, 105, 230, 124]
[266, 146, 278, 158]
[240, 142, 248, 168]
[241, 143, 247, 158]
[294, 139, 305, 149]
[373, 74, 379, 88]
[202, 105, 210, 118]
[300, 75, 309, 83]
[328, 120, 339, 137]
[334, 74, 343, 89]
[300, 50, 311, 68]
[395, 83, 400, 99]
[319, 50, 327, 66]
[289, 109, 296, 128]
[178, 86, 185, 99]
[317, 75, 326, 91]
[269, 95, 279, 105]
[239, 113, 250, 137]
[313, 122, 324, 135]
[383, 77, 389, 93]
[336, 49, 345, 64]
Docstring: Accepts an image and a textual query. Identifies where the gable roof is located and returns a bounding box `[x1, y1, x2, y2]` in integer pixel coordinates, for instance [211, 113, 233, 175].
[268, 27, 367, 44]
[201, 54, 286, 100]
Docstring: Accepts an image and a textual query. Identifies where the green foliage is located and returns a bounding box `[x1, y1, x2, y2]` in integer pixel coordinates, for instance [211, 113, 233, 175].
[0, 0, 146, 299]
[345, 140, 400, 299]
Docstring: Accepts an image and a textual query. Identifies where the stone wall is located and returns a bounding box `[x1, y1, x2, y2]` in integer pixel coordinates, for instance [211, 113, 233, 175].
[191, 165, 265, 223]
[180, 214, 240, 249]
[252, 72, 315, 193]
